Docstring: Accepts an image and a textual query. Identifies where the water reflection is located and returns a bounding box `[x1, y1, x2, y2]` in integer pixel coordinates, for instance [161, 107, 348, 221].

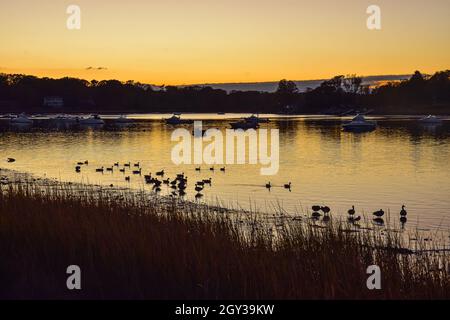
[0, 115, 449, 232]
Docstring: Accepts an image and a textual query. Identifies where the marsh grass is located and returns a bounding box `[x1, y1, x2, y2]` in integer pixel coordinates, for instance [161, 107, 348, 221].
[0, 180, 449, 299]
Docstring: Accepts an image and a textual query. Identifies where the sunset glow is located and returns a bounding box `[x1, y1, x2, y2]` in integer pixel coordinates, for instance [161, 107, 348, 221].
[1, 0, 449, 84]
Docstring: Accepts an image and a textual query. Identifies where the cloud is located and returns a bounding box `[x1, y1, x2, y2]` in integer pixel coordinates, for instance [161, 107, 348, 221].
[85, 66, 108, 70]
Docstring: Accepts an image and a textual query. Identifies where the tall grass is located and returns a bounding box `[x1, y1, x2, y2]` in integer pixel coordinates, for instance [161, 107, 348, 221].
[0, 181, 449, 299]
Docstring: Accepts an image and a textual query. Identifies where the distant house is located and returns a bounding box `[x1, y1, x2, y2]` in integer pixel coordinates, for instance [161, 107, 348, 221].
[43, 96, 64, 108]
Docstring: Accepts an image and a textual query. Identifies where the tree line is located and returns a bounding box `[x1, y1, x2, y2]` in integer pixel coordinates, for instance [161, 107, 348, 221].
[0, 70, 448, 114]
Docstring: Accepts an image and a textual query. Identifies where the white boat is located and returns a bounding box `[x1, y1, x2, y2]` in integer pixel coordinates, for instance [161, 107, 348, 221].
[419, 115, 443, 124]
[342, 114, 377, 132]
[10, 113, 33, 124]
[79, 114, 105, 125]
[164, 114, 194, 125]
[115, 115, 134, 124]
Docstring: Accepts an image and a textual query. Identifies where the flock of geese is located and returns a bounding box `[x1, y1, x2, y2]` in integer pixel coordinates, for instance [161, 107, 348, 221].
[75, 161, 294, 196]
[74, 161, 409, 226]
[309, 204, 408, 225]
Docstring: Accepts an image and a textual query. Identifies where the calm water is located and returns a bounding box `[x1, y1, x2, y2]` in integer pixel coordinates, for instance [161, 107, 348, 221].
[1, 114, 450, 232]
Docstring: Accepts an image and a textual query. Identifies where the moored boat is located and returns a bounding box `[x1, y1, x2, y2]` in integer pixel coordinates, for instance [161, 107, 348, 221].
[342, 114, 377, 132]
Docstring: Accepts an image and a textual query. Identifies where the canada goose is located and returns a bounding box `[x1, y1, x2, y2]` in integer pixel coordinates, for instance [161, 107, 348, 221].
[170, 180, 177, 186]
[163, 178, 170, 184]
[96, 167, 104, 172]
[400, 216, 407, 224]
[348, 215, 361, 223]
[311, 211, 321, 218]
[179, 190, 186, 196]
[124, 162, 131, 167]
[195, 167, 201, 171]
[322, 215, 331, 222]
[312, 205, 321, 212]
[154, 187, 161, 192]
[125, 176, 130, 181]
[119, 168, 125, 173]
[203, 178, 212, 184]
[373, 209, 384, 217]
[154, 180, 162, 187]
[178, 185, 187, 191]
[265, 182, 271, 189]
[348, 205, 355, 216]
[77, 162, 84, 166]
[320, 206, 331, 215]
[75, 166, 81, 172]
[196, 181, 205, 186]
[284, 182, 291, 189]
[210, 167, 214, 171]
[156, 170, 164, 176]
[373, 217, 385, 225]
[400, 205, 407, 216]
[220, 167, 226, 172]
[114, 162, 119, 167]
[106, 167, 113, 172]
[176, 173, 185, 179]
[195, 193, 203, 198]
[195, 186, 204, 192]
[132, 168, 142, 175]
[84, 160, 89, 165]
[134, 162, 140, 167]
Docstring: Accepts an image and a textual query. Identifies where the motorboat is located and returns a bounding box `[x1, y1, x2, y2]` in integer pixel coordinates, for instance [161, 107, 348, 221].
[342, 114, 377, 132]
[10, 113, 33, 124]
[164, 114, 194, 125]
[418, 115, 443, 124]
[79, 114, 105, 125]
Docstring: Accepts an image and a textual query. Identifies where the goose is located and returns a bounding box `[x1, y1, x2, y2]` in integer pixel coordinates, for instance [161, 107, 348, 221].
[114, 162, 119, 167]
[170, 180, 178, 186]
[400, 216, 407, 224]
[373, 209, 384, 217]
[348, 205, 355, 216]
[196, 181, 205, 186]
[163, 178, 170, 184]
[348, 215, 361, 223]
[178, 184, 187, 191]
[134, 162, 140, 167]
[311, 211, 321, 218]
[265, 182, 271, 189]
[84, 160, 89, 165]
[119, 168, 125, 173]
[125, 176, 130, 181]
[203, 178, 212, 184]
[284, 182, 291, 189]
[320, 206, 331, 215]
[210, 167, 215, 171]
[176, 173, 185, 179]
[195, 186, 204, 192]
[400, 205, 407, 217]
[106, 167, 113, 172]
[124, 162, 131, 167]
[373, 217, 384, 225]
[77, 161, 84, 166]
[322, 215, 331, 222]
[154, 187, 161, 192]
[220, 167, 226, 172]
[179, 190, 186, 196]
[156, 170, 165, 176]
[96, 167, 104, 172]
[132, 168, 142, 175]
[195, 167, 201, 171]
[154, 180, 162, 187]
[75, 166, 81, 172]
[195, 193, 203, 198]
[312, 205, 321, 212]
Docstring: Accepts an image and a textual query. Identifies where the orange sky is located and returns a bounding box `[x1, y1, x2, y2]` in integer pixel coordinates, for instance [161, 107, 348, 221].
[0, 0, 449, 85]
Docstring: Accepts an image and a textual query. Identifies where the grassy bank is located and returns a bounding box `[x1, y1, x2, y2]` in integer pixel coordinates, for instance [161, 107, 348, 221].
[0, 181, 449, 300]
